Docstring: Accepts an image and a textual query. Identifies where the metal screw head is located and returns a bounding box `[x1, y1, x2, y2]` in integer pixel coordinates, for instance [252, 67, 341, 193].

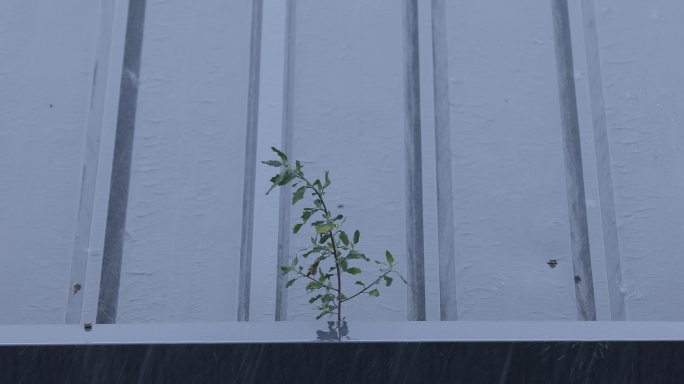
[73, 283, 82, 294]
[84, 321, 93, 331]
[547, 259, 558, 268]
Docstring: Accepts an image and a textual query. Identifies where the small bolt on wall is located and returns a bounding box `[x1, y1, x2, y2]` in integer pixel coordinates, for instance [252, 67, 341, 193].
[264, 147, 406, 336]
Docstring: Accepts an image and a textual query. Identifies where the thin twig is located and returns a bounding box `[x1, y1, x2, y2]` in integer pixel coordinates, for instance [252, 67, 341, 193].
[294, 270, 339, 292]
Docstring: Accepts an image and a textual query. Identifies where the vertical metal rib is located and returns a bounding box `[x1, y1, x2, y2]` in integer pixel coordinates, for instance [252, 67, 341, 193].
[403, 0, 426, 321]
[430, 0, 458, 321]
[275, 0, 297, 321]
[66, 0, 117, 324]
[96, 0, 147, 324]
[237, 0, 264, 322]
[551, 0, 597, 321]
[580, 0, 626, 320]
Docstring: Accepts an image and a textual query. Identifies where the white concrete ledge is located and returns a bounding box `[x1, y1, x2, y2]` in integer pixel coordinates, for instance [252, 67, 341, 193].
[1, 321, 683, 345]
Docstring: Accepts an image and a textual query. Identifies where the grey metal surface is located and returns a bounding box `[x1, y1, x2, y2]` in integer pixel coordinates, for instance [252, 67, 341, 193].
[403, 0, 427, 321]
[551, 0, 597, 321]
[275, 0, 297, 321]
[97, 0, 148, 324]
[237, 0, 264, 323]
[579, 0, 626, 321]
[430, 0, 458, 321]
[4, 321, 684, 345]
[66, 0, 118, 324]
[4, 0, 684, 325]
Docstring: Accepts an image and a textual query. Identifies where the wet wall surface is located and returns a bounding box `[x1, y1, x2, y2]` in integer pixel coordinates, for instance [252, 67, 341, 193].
[2, 341, 684, 383]
[2, 0, 684, 325]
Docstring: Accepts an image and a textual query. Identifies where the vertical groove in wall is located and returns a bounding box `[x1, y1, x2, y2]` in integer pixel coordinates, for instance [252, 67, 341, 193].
[551, 0, 597, 321]
[237, 0, 264, 322]
[66, 0, 117, 324]
[430, 0, 457, 321]
[403, 0, 427, 321]
[96, 0, 147, 324]
[275, 0, 297, 321]
[579, 0, 626, 320]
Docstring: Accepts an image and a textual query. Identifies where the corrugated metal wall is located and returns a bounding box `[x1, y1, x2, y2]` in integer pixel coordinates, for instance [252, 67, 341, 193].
[1, 0, 683, 325]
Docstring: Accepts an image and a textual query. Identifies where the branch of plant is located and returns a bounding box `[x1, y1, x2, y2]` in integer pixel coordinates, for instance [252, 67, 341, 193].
[341, 267, 397, 304]
[293, 269, 339, 292]
[264, 147, 406, 326]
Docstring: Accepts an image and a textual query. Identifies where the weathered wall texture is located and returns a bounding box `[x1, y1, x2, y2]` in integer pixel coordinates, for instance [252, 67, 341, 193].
[0, 0, 101, 324]
[1, 0, 683, 324]
[285, 0, 407, 321]
[114, 0, 252, 323]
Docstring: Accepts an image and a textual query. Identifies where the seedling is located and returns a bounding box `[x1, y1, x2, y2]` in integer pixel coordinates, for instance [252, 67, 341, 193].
[264, 147, 406, 331]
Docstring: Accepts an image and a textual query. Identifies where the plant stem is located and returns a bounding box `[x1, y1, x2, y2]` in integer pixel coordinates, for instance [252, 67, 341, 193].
[294, 270, 339, 292]
[341, 270, 393, 303]
[310, 186, 343, 328]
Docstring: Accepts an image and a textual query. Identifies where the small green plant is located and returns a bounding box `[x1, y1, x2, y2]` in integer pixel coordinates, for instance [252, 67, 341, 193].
[263, 147, 406, 328]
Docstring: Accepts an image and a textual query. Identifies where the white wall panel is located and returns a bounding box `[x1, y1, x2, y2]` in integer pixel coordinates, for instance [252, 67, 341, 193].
[115, 0, 253, 322]
[566, 0, 613, 320]
[594, 0, 684, 320]
[0, 1, 100, 324]
[285, 0, 408, 321]
[2, 0, 684, 325]
[443, 0, 578, 320]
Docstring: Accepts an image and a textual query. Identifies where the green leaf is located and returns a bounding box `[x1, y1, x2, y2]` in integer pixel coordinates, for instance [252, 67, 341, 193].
[266, 173, 284, 195]
[271, 147, 288, 162]
[306, 281, 320, 292]
[353, 230, 360, 244]
[339, 259, 348, 271]
[385, 250, 394, 265]
[271, 171, 294, 188]
[315, 223, 335, 234]
[313, 179, 323, 191]
[280, 266, 290, 273]
[269, 172, 283, 185]
[262, 160, 282, 167]
[293, 223, 303, 234]
[279, 171, 296, 186]
[309, 295, 322, 304]
[286, 278, 296, 288]
[301, 209, 315, 223]
[292, 186, 306, 205]
[333, 214, 344, 221]
[347, 267, 362, 275]
[347, 250, 361, 260]
[324, 170, 331, 188]
[368, 289, 380, 297]
[339, 231, 349, 246]
[383, 276, 393, 287]
[355, 280, 364, 286]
